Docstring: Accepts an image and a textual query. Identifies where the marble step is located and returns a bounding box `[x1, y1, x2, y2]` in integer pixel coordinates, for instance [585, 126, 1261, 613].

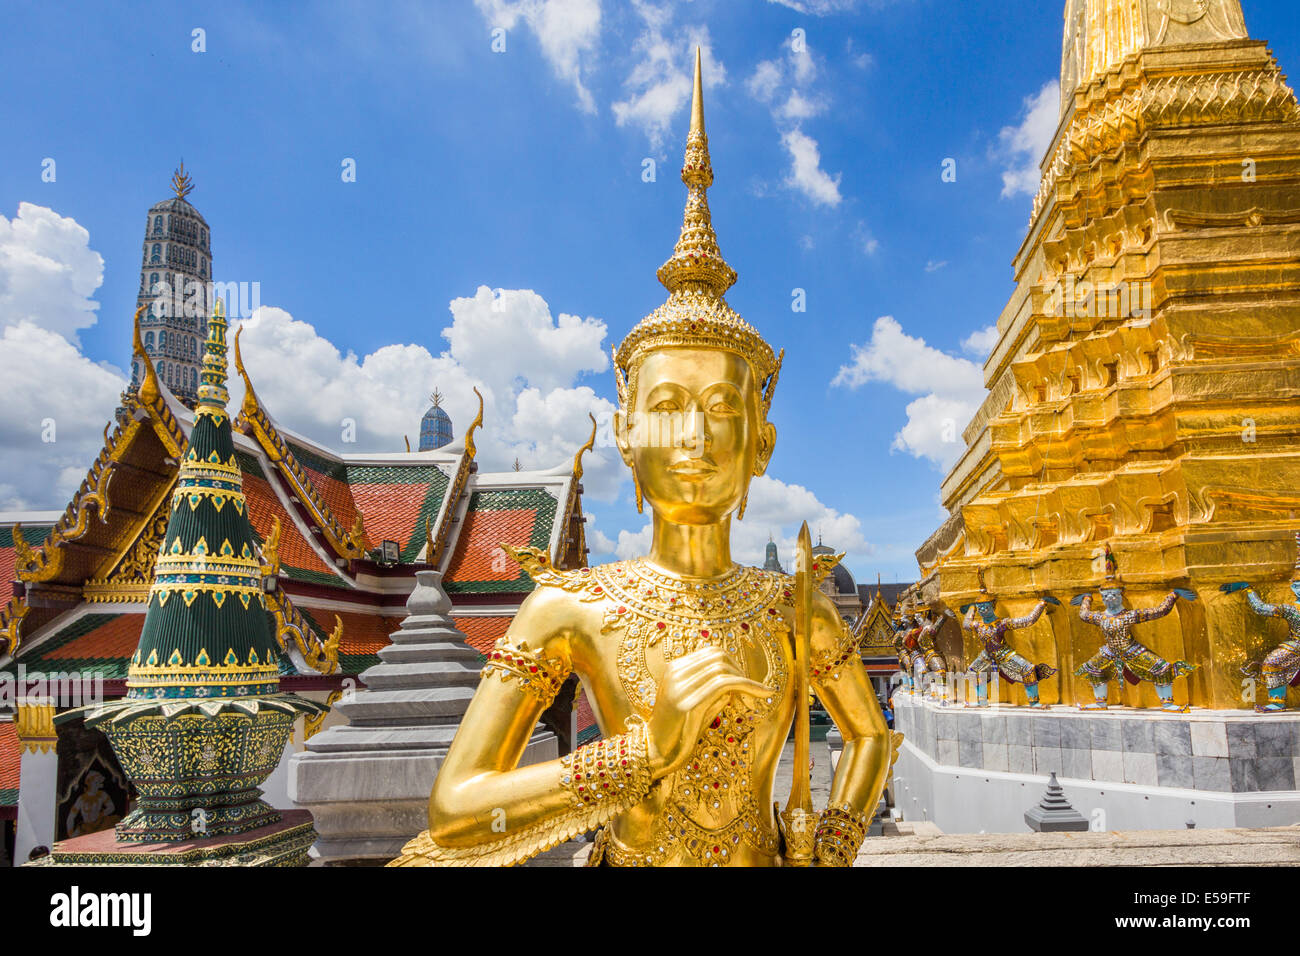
[333, 687, 476, 722]
[304, 723, 464, 753]
[376, 642, 482, 665]
[358, 660, 482, 690]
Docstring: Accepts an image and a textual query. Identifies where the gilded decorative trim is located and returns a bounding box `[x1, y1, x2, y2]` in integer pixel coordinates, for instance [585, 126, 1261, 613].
[390, 717, 655, 868]
[813, 803, 870, 867]
[481, 637, 568, 706]
[15, 696, 56, 753]
[262, 586, 341, 676]
[303, 688, 342, 740]
[0, 597, 30, 656]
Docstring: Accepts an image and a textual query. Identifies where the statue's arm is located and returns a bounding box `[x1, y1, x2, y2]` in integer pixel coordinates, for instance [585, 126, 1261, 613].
[395, 589, 653, 866]
[1005, 601, 1047, 631]
[1245, 588, 1279, 619]
[809, 595, 892, 866]
[1076, 594, 1102, 625]
[1133, 591, 1179, 623]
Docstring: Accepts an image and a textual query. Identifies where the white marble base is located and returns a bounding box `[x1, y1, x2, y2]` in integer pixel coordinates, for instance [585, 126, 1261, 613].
[892, 691, 1300, 833]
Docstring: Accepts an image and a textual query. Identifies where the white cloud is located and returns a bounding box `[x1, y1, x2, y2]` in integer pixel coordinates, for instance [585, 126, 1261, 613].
[832, 316, 985, 469]
[475, 0, 602, 113]
[0, 204, 125, 511]
[746, 59, 783, 103]
[747, 36, 844, 210]
[961, 324, 1000, 357]
[0, 322, 128, 510]
[0, 203, 104, 345]
[853, 221, 878, 255]
[782, 129, 842, 207]
[924, 259, 947, 273]
[611, 474, 870, 568]
[614, 521, 652, 561]
[998, 79, 1060, 198]
[776, 89, 823, 122]
[610, 2, 723, 150]
[766, 0, 861, 13]
[230, 286, 622, 500]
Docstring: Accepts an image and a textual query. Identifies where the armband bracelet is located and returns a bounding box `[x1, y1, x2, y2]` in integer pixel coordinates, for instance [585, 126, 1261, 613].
[813, 803, 871, 867]
[389, 717, 654, 868]
[480, 637, 568, 707]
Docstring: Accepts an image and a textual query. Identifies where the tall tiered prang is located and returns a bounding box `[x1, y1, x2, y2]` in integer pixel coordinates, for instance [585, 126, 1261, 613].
[62, 301, 322, 844]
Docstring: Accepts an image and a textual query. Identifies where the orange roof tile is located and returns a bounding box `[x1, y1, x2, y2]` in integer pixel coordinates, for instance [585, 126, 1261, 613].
[241, 471, 335, 581]
[445, 508, 539, 585]
[452, 615, 512, 656]
[285, 441, 362, 543]
[349, 481, 434, 556]
[0, 722, 20, 800]
[42, 613, 143, 663]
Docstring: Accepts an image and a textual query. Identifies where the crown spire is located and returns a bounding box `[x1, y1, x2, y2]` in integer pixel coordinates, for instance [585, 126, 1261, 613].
[655, 48, 737, 297]
[196, 299, 229, 411]
[171, 161, 195, 201]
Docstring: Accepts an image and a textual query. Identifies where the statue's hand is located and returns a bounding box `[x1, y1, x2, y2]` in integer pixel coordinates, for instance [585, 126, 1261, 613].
[1220, 582, 1251, 595]
[1173, 588, 1198, 602]
[1042, 595, 1061, 607]
[646, 646, 771, 780]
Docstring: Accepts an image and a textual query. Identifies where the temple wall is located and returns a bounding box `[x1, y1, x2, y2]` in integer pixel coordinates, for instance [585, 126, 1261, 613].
[892, 693, 1300, 833]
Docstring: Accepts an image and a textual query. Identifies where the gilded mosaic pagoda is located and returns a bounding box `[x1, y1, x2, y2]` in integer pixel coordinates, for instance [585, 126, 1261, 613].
[913, 0, 1300, 710]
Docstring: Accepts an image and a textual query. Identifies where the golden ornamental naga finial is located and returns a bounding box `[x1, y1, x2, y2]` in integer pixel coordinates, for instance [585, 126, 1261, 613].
[171, 161, 195, 201]
[614, 48, 782, 418]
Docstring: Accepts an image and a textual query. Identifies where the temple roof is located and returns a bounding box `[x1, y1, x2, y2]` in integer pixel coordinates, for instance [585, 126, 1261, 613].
[0, 307, 592, 690]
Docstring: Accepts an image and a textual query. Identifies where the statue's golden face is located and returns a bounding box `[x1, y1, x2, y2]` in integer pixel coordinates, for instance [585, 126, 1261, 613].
[617, 348, 775, 526]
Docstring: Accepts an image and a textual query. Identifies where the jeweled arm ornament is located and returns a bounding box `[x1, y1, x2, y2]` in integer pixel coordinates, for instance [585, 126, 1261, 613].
[814, 803, 871, 867]
[391, 717, 656, 867]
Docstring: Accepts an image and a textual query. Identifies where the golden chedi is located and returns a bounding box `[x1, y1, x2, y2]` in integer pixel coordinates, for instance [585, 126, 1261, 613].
[913, 0, 1300, 710]
[392, 51, 893, 867]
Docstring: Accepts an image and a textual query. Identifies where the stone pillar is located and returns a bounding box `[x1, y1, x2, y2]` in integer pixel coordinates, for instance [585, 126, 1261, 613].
[290, 570, 556, 864]
[14, 699, 57, 864]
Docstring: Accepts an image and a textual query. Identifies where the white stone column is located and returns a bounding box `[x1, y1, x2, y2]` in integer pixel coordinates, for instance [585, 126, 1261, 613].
[14, 698, 57, 863]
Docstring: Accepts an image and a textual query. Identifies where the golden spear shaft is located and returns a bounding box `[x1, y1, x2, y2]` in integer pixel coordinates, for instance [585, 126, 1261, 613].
[779, 521, 818, 865]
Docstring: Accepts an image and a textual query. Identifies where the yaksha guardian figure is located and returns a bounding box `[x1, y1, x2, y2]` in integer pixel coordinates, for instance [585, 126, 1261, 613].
[1223, 535, 1300, 713]
[892, 618, 919, 693]
[959, 595, 1059, 707]
[391, 52, 893, 868]
[910, 610, 949, 701]
[1071, 546, 1197, 712]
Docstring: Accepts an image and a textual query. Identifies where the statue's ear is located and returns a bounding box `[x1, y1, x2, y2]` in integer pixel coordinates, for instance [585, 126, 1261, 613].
[614, 408, 635, 467]
[753, 420, 777, 476]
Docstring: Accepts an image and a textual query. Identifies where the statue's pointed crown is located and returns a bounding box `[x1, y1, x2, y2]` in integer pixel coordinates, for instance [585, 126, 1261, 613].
[614, 49, 782, 413]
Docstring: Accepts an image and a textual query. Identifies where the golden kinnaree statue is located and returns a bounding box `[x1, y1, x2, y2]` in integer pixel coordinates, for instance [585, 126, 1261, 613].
[390, 50, 893, 868]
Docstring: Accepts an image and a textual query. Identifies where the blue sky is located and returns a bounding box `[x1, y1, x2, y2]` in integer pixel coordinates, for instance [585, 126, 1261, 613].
[2, 0, 1297, 587]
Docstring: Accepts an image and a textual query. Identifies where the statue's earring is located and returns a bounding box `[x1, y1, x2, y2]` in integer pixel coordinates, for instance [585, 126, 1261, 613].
[633, 472, 644, 514]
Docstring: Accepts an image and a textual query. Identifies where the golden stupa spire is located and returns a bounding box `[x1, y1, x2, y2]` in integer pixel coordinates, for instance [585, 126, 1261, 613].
[171, 161, 195, 201]
[655, 47, 737, 298]
[196, 299, 229, 411]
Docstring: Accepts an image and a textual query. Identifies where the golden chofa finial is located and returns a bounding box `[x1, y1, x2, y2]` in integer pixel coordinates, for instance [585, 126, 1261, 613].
[655, 48, 736, 298]
[171, 161, 195, 201]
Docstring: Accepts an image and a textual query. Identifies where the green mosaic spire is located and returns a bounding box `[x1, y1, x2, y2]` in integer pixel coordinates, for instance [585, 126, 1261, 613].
[128, 300, 280, 700]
